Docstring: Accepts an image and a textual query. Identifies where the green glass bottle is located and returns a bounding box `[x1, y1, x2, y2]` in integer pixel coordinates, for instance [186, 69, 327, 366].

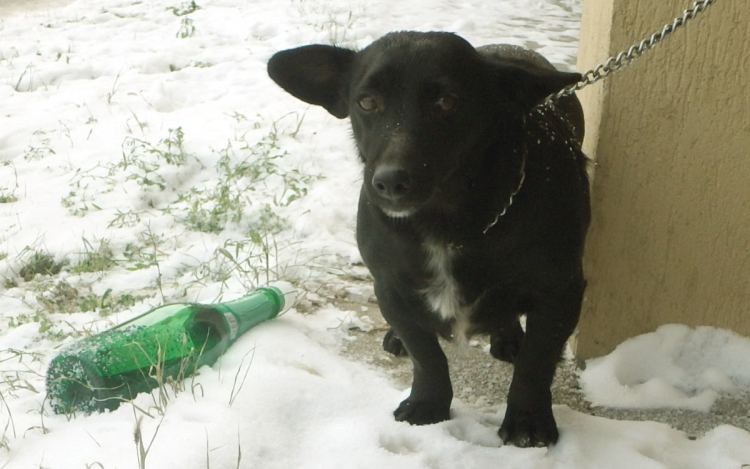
[46, 282, 296, 414]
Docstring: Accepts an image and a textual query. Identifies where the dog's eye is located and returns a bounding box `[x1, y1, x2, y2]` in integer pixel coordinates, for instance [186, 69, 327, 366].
[434, 94, 458, 113]
[358, 95, 378, 112]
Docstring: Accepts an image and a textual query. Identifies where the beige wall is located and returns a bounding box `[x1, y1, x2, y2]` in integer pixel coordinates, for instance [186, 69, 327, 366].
[576, 0, 750, 359]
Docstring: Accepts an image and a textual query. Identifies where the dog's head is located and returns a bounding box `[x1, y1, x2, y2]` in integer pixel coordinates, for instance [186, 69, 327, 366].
[268, 32, 580, 218]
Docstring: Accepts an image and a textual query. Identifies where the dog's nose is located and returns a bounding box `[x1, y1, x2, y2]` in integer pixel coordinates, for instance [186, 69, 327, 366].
[372, 166, 412, 201]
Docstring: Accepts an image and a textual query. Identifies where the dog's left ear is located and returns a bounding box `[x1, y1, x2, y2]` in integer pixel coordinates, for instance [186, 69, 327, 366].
[268, 45, 356, 119]
[495, 64, 581, 113]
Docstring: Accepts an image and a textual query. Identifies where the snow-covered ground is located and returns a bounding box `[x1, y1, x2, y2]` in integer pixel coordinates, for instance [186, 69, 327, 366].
[1, 0, 749, 468]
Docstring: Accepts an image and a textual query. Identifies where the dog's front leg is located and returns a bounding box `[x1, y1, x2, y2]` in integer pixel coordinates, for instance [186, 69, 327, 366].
[393, 327, 452, 425]
[375, 284, 453, 425]
[498, 282, 583, 447]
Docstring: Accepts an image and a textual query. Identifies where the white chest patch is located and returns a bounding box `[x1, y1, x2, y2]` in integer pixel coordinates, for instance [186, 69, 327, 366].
[420, 239, 473, 339]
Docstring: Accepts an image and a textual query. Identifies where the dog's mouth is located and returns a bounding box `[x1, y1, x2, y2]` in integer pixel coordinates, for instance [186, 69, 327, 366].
[368, 178, 445, 220]
[381, 206, 419, 219]
[365, 169, 426, 219]
[365, 162, 446, 219]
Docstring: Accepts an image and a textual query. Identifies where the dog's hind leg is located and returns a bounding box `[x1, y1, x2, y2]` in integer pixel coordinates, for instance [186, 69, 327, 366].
[473, 287, 529, 363]
[382, 328, 409, 357]
[489, 320, 524, 363]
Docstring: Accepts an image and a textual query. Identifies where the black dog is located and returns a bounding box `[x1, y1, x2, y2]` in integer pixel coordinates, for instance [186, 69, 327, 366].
[268, 31, 590, 448]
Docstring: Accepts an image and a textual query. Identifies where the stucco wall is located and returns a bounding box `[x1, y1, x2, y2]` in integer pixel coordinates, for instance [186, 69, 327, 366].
[576, 0, 750, 358]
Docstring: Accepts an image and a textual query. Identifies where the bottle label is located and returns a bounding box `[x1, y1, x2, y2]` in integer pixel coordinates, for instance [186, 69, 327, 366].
[224, 312, 239, 340]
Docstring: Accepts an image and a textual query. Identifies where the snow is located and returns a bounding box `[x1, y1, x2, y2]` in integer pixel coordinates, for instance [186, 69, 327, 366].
[581, 324, 750, 411]
[0, 0, 749, 468]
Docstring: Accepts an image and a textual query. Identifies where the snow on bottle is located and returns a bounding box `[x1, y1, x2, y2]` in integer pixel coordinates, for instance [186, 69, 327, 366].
[46, 282, 297, 414]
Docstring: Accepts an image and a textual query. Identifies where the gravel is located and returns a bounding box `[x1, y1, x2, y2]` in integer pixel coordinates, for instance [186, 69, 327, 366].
[335, 296, 750, 440]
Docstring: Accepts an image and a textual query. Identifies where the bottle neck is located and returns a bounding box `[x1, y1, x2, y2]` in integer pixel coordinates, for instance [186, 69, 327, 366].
[213, 287, 284, 341]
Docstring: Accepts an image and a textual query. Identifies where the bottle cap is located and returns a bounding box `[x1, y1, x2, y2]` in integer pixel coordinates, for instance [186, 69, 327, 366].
[267, 281, 297, 313]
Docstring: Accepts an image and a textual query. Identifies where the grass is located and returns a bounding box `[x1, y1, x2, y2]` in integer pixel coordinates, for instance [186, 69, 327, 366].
[33, 279, 81, 315]
[1, 77, 316, 468]
[174, 124, 320, 234]
[167, 1, 201, 17]
[62, 126, 189, 215]
[5, 117, 317, 315]
[176, 17, 196, 38]
[61, 120, 317, 235]
[189, 234, 293, 295]
[61, 186, 104, 217]
[116, 126, 190, 191]
[228, 349, 254, 406]
[18, 252, 67, 282]
[13, 64, 47, 93]
[0, 2, 341, 467]
[0, 350, 45, 455]
[71, 238, 117, 274]
[134, 414, 164, 469]
[108, 209, 145, 229]
[122, 228, 167, 272]
[78, 290, 145, 316]
[168, 1, 200, 39]
[7, 280, 139, 339]
[0, 192, 17, 204]
[0, 161, 19, 204]
[5, 244, 148, 338]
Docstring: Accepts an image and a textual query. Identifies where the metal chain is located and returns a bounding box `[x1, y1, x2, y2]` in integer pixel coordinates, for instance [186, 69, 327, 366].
[487, 1, 717, 233]
[547, 0, 717, 103]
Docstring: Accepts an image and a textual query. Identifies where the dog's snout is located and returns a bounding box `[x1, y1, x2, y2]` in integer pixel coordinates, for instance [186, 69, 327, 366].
[372, 166, 412, 201]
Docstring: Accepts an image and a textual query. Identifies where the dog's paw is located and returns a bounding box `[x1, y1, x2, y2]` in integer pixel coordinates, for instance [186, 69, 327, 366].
[394, 398, 451, 426]
[489, 329, 523, 363]
[498, 407, 558, 448]
[382, 329, 409, 357]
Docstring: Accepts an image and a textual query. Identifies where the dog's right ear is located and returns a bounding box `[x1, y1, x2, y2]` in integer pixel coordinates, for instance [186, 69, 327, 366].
[268, 45, 356, 119]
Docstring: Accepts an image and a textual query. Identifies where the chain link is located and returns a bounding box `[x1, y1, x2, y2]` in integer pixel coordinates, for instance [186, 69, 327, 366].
[546, 0, 717, 103]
